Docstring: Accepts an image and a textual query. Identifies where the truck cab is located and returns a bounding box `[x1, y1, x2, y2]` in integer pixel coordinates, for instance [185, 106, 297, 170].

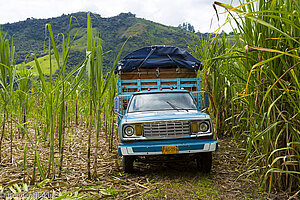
[114, 46, 218, 173]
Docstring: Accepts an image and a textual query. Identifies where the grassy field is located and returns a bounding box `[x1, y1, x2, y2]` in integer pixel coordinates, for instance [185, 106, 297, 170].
[25, 54, 59, 75]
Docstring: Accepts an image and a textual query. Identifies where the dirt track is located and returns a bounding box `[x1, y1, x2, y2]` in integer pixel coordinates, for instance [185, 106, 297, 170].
[0, 124, 291, 199]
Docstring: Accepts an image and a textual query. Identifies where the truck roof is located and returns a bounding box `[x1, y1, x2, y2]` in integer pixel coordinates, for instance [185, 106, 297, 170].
[115, 45, 202, 74]
[132, 89, 190, 95]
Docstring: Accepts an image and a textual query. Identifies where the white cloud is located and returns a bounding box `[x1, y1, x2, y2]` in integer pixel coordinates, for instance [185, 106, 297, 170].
[0, 0, 237, 33]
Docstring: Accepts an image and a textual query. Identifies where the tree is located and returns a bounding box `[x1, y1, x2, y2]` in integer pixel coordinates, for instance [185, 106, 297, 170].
[178, 22, 195, 33]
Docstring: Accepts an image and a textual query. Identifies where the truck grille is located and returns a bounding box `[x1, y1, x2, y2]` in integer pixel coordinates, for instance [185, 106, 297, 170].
[143, 121, 190, 138]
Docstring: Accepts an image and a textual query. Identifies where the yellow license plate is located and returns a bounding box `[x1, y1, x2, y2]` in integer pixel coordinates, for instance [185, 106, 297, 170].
[162, 146, 179, 154]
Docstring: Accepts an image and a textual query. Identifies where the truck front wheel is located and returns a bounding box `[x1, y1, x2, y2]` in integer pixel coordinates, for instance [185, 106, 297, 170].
[122, 156, 134, 173]
[196, 152, 212, 173]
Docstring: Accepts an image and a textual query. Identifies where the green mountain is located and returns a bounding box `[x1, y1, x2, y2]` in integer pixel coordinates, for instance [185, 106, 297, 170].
[1, 12, 202, 74]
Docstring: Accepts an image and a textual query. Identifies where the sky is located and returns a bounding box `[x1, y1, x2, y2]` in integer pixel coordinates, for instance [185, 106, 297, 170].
[0, 0, 237, 33]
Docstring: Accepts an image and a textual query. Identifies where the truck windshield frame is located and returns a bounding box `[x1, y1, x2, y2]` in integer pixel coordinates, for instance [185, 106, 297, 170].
[127, 92, 197, 113]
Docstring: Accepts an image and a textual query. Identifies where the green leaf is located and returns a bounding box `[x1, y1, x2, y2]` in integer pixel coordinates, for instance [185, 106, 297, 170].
[35, 151, 46, 180]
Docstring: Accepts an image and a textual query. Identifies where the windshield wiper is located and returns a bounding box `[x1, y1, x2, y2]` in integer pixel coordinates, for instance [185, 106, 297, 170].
[165, 101, 189, 112]
[165, 101, 179, 111]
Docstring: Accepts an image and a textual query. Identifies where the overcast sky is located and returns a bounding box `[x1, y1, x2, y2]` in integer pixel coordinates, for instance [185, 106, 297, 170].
[0, 0, 237, 33]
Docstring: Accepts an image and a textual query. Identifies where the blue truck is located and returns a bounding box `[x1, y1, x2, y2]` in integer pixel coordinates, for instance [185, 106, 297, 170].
[114, 45, 218, 173]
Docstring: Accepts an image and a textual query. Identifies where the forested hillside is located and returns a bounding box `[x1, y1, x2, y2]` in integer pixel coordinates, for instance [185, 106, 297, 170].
[1, 12, 203, 73]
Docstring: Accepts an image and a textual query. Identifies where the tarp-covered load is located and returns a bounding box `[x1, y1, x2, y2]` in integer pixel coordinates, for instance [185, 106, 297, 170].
[115, 45, 202, 74]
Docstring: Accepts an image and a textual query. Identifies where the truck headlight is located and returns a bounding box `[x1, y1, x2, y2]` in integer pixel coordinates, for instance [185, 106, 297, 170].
[123, 124, 143, 137]
[124, 126, 134, 136]
[191, 120, 211, 134]
[199, 122, 209, 132]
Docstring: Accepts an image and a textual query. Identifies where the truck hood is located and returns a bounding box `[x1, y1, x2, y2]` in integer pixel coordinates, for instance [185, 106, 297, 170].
[123, 110, 210, 123]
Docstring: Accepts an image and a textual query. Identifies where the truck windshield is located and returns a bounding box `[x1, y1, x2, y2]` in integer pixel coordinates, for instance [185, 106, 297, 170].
[128, 92, 197, 113]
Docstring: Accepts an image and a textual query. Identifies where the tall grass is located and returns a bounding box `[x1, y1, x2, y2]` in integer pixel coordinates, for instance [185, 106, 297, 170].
[33, 17, 88, 178]
[85, 12, 126, 178]
[0, 31, 17, 164]
[191, 0, 299, 192]
[0, 12, 124, 182]
[189, 34, 246, 138]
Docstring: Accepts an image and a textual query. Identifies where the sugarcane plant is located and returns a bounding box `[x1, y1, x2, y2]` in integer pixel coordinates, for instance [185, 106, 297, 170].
[0, 31, 17, 164]
[191, 0, 299, 192]
[33, 16, 88, 179]
[0, 11, 128, 191]
[85, 12, 126, 178]
[188, 33, 246, 138]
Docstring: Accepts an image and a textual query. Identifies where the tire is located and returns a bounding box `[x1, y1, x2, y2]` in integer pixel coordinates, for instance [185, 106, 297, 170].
[122, 156, 134, 173]
[196, 152, 212, 173]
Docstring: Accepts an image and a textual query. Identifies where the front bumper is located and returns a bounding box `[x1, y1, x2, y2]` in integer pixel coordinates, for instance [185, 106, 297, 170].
[118, 138, 218, 156]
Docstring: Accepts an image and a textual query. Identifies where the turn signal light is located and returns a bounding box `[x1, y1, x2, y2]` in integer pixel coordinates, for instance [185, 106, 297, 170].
[135, 125, 142, 136]
[191, 122, 199, 133]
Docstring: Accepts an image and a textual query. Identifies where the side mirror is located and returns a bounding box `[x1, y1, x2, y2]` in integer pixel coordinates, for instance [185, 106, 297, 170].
[203, 92, 210, 109]
[114, 96, 119, 114]
[191, 91, 210, 111]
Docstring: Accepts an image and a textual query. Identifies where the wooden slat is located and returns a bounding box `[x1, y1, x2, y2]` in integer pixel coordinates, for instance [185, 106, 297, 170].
[119, 67, 197, 80]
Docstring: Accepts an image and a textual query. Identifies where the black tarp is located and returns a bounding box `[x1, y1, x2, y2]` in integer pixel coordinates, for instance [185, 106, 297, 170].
[114, 45, 202, 73]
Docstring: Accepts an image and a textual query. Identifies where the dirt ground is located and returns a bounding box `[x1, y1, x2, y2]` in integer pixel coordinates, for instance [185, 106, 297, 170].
[0, 123, 296, 199]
